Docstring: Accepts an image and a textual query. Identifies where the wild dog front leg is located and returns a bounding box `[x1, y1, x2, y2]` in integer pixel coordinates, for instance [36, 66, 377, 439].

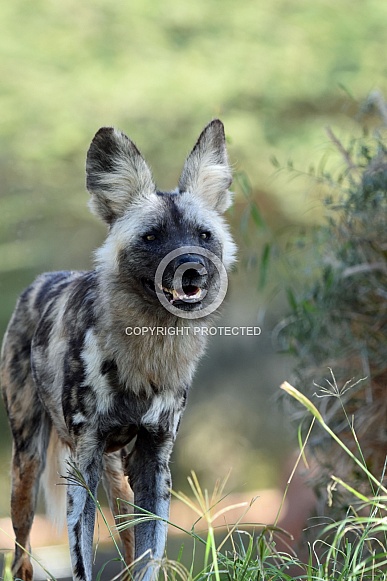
[66, 440, 104, 581]
[127, 425, 175, 579]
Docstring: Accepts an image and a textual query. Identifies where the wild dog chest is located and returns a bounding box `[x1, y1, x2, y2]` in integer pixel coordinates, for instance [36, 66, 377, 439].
[102, 391, 185, 454]
[67, 372, 188, 454]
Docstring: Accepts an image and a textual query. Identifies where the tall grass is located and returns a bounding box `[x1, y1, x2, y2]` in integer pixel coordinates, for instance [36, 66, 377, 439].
[99, 378, 387, 579]
[3, 375, 387, 580]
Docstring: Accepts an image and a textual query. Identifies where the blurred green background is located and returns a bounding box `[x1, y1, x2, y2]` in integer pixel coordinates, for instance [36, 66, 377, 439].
[1, 0, 387, 513]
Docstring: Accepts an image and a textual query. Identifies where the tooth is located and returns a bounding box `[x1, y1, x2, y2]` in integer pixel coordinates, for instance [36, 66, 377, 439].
[157, 284, 204, 303]
[175, 288, 203, 302]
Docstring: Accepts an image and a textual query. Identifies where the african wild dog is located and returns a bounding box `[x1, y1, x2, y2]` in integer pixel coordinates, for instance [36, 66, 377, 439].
[0, 120, 236, 581]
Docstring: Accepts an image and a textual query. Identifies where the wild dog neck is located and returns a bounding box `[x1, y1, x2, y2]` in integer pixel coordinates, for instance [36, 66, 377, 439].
[94, 275, 211, 396]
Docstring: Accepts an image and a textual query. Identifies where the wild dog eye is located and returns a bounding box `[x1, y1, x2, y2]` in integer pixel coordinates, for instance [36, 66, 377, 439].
[199, 231, 211, 240]
[144, 233, 156, 241]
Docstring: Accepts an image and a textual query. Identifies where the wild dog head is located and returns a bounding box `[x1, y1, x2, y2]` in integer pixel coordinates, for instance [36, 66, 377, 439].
[86, 120, 236, 318]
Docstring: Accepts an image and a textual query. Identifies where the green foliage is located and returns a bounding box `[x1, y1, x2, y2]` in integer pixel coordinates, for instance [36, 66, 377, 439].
[276, 110, 387, 509]
[280, 127, 387, 382]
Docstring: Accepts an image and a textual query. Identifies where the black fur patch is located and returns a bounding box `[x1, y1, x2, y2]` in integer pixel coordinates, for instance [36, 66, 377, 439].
[87, 128, 122, 178]
[100, 359, 121, 391]
[73, 521, 86, 580]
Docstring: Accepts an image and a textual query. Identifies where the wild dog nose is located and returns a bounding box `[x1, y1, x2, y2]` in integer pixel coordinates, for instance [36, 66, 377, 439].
[170, 253, 208, 304]
[174, 254, 207, 276]
[161, 253, 208, 298]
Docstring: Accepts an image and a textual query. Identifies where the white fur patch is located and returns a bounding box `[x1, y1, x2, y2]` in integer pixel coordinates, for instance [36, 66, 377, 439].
[81, 328, 112, 414]
[141, 392, 178, 427]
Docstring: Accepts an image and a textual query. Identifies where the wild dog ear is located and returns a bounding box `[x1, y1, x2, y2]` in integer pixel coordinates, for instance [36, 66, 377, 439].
[178, 119, 232, 213]
[86, 127, 156, 224]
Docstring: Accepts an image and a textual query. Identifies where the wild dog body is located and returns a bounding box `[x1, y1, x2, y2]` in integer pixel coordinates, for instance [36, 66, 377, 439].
[0, 120, 236, 581]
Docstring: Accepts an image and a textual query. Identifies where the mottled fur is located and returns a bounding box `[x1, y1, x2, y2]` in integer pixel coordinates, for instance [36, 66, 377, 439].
[0, 120, 236, 581]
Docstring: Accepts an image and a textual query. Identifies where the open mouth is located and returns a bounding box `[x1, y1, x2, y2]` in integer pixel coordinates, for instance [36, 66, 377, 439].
[142, 278, 205, 305]
[158, 282, 205, 304]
